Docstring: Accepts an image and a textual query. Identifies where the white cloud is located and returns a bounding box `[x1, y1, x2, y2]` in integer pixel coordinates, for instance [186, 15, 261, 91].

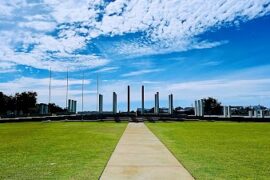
[18, 21, 57, 31]
[0, 69, 17, 73]
[43, 0, 94, 23]
[0, 3, 13, 16]
[87, 0, 270, 54]
[101, 38, 229, 58]
[165, 78, 270, 106]
[85, 77, 270, 109]
[0, 30, 109, 72]
[0, 48, 109, 72]
[0, 77, 90, 89]
[24, 15, 50, 21]
[121, 69, 164, 77]
[0, 0, 109, 72]
[0, 61, 17, 73]
[94, 66, 119, 73]
[1, 75, 270, 110]
[200, 60, 223, 66]
[0, 0, 269, 71]
[0, 77, 93, 106]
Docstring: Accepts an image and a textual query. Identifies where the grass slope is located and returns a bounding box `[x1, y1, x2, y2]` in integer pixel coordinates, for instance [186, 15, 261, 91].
[147, 122, 270, 179]
[0, 122, 127, 179]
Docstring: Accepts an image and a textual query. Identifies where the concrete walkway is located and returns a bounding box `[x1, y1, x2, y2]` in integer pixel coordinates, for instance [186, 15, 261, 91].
[100, 123, 194, 180]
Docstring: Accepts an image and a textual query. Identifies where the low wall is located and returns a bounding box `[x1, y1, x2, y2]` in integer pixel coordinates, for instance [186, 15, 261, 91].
[1, 113, 270, 123]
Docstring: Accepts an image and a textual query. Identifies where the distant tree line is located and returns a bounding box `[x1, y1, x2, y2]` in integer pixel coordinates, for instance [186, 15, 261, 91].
[201, 97, 263, 115]
[0, 91, 37, 115]
[0, 91, 65, 117]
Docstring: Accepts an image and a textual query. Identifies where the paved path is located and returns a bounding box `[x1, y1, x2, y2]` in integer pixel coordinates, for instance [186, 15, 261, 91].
[100, 123, 194, 180]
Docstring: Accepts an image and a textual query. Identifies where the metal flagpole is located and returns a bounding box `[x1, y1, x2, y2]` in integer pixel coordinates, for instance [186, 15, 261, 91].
[82, 71, 84, 112]
[48, 67, 52, 114]
[96, 73, 99, 112]
[49, 67, 52, 105]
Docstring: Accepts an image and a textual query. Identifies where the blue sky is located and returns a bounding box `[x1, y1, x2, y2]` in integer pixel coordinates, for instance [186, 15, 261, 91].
[0, 0, 270, 111]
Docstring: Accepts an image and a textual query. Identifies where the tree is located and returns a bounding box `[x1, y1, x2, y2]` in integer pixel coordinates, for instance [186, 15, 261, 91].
[1, 91, 63, 116]
[48, 103, 65, 113]
[175, 106, 183, 111]
[15, 91, 37, 114]
[0, 92, 15, 115]
[203, 97, 223, 115]
[0, 92, 8, 114]
[6, 95, 16, 113]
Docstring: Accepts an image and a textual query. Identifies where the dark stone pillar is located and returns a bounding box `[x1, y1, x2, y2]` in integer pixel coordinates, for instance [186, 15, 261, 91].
[99, 94, 103, 113]
[113, 92, 117, 114]
[127, 86, 130, 113]
[142, 85, 144, 114]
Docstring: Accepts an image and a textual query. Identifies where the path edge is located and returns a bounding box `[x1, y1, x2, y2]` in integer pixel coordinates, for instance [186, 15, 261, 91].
[98, 122, 128, 180]
[144, 122, 196, 179]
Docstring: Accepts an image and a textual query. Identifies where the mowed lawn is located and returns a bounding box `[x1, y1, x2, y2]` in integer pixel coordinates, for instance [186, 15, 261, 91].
[147, 122, 270, 179]
[0, 122, 127, 179]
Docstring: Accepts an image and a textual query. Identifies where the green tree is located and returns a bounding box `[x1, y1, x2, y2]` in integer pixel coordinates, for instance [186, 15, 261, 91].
[15, 91, 37, 114]
[203, 97, 223, 115]
[0, 92, 8, 114]
[48, 103, 65, 113]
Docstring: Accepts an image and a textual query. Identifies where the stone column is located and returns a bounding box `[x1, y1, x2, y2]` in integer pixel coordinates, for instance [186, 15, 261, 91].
[227, 106, 231, 118]
[154, 93, 157, 114]
[223, 106, 227, 118]
[156, 92, 159, 114]
[142, 85, 144, 114]
[99, 94, 103, 113]
[73, 100, 77, 113]
[194, 100, 198, 116]
[127, 86, 130, 113]
[201, 99, 205, 116]
[254, 110, 258, 118]
[113, 92, 117, 114]
[169, 94, 173, 114]
[260, 110, 264, 118]
[198, 99, 204, 117]
[248, 110, 253, 118]
[197, 100, 200, 116]
[68, 99, 72, 112]
[154, 92, 160, 114]
[71, 100, 73, 113]
[198, 100, 201, 116]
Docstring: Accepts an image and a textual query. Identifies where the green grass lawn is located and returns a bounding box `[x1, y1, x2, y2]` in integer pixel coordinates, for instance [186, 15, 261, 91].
[147, 122, 270, 179]
[0, 122, 127, 179]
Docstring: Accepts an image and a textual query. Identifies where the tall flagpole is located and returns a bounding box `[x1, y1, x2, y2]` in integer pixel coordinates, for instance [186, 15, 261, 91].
[82, 71, 84, 112]
[49, 67, 51, 105]
[48, 67, 52, 114]
[66, 68, 69, 111]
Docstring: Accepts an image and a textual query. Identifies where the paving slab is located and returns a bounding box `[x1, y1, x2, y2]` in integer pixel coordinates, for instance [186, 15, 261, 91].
[100, 123, 194, 180]
[114, 144, 168, 154]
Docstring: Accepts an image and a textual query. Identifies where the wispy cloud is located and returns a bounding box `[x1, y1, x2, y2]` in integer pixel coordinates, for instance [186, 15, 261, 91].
[0, 30, 109, 72]
[0, 77, 91, 90]
[94, 66, 119, 73]
[1, 75, 270, 109]
[200, 60, 223, 66]
[18, 21, 57, 32]
[0, 61, 17, 73]
[122, 69, 164, 77]
[0, 77, 93, 106]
